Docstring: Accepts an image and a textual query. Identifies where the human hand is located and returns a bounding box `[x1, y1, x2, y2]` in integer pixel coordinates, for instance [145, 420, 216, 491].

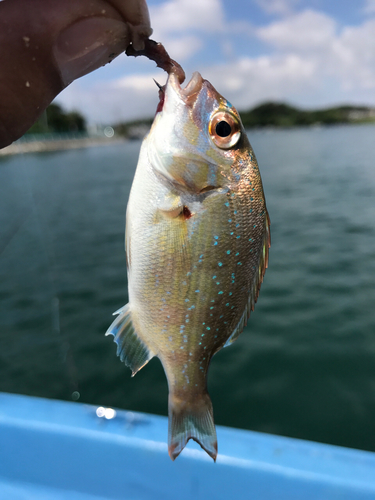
[0, 0, 152, 148]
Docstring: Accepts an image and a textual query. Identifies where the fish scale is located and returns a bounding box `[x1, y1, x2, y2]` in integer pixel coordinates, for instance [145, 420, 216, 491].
[106, 71, 270, 461]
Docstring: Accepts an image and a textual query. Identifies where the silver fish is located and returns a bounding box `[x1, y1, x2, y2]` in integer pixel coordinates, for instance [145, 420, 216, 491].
[107, 71, 270, 461]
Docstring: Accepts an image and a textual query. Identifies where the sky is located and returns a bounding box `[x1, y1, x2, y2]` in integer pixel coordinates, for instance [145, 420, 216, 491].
[56, 0, 375, 124]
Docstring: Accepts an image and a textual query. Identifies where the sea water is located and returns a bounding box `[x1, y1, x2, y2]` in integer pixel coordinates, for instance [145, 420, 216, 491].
[0, 125, 374, 452]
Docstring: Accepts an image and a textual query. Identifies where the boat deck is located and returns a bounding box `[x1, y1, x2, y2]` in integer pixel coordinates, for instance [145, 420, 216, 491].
[0, 392, 374, 499]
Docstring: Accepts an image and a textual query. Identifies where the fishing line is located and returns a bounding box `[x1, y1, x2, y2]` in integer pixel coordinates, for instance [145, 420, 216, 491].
[22, 158, 81, 400]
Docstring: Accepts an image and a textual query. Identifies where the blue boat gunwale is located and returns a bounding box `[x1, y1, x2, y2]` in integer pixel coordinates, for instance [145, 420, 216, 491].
[1, 392, 375, 500]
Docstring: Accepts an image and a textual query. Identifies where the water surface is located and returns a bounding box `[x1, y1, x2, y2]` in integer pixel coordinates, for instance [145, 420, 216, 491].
[1, 125, 374, 452]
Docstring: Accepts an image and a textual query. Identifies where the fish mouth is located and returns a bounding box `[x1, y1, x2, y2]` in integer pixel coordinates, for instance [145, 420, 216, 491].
[168, 71, 203, 101]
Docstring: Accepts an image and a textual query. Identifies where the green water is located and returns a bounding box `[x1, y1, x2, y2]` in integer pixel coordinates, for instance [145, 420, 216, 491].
[1, 125, 375, 452]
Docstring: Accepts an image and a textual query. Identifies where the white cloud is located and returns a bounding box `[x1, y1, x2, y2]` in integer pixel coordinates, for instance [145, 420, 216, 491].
[363, 0, 375, 13]
[56, 73, 161, 125]
[255, 0, 300, 16]
[112, 73, 160, 91]
[203, 53, 317, 109]
[150, 0, 225, 37]
[157, 34, 203, 61]
[256, 10, 375, 98]
[147, 0, 225, 62]
[257, 9, 336, 51]
[56, 6, 375, 124]
[331, 19, 375, 90]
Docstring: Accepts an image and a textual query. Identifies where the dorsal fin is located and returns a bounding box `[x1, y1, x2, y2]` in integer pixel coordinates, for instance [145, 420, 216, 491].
[225, 211, 271, 347]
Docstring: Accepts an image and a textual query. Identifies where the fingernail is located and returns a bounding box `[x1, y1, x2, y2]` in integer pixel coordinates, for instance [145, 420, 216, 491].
[54, 17, 129, 86]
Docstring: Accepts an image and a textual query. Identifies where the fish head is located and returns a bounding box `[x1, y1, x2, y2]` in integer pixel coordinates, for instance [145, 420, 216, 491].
[148, 72, 249, 193]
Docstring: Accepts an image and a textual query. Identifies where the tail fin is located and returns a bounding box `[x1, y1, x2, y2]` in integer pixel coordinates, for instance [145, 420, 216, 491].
[168, 391, 217, 461]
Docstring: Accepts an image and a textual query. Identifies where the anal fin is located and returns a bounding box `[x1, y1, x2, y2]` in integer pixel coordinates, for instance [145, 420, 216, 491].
[105, 304, 153, 376]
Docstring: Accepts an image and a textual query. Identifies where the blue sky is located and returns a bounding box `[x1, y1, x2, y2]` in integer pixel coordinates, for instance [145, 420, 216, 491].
[57, 0, 375, 124]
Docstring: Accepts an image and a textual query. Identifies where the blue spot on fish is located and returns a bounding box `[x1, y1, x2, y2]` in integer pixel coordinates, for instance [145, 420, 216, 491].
[227, 250, 231, 254]
[218, 291, 223, 294]
[218, 262, 223, 266]
[225, 202, 229, 207]
[195, 290, 200, 293]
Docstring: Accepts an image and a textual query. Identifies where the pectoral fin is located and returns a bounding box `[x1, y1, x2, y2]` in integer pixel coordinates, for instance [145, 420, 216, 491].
[157, 192, 184, 219]
[105, 304, 154, 376]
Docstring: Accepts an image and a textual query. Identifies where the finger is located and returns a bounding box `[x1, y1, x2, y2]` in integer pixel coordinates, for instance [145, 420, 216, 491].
[0, 0, 152, 148]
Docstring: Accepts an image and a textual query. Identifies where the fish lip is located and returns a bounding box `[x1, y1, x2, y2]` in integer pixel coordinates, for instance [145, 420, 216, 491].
[168, 71, 203, 101]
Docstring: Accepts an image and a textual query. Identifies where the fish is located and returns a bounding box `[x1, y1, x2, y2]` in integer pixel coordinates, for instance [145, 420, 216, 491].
[106, 71, 270, 461]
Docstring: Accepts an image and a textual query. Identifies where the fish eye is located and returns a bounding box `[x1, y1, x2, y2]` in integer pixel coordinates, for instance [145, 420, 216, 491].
[209, 111, 241, 149]
[215, 121, 232, 137]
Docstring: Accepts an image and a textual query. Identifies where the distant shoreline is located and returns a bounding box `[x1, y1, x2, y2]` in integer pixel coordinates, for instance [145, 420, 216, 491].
[114, 103, 375, 138]
[0, 136, 124, 157]
[2, 118, 375, 158]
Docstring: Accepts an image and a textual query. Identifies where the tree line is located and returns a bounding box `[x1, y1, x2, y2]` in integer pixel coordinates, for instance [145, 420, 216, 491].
[27, 103, 86, 134]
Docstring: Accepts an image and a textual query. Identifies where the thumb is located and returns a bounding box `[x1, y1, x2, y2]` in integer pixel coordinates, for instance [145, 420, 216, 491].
[0, 0, 152, 148]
